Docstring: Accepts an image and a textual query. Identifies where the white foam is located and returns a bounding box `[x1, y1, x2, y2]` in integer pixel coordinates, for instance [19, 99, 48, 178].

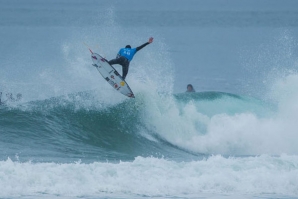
[138, 73, 298, 156]
[0, 155, 297, 198]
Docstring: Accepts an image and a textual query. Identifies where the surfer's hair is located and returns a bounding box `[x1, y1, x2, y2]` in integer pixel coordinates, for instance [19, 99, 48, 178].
[125, 45, 131, 49]
[187, 84, 193, 89]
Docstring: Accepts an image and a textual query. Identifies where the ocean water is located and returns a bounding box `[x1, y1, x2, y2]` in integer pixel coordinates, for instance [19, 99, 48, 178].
[1, 0, 298, 198]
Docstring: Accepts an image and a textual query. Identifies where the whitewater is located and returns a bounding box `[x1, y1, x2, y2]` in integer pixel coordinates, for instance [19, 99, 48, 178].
[1, 0, 298, 198]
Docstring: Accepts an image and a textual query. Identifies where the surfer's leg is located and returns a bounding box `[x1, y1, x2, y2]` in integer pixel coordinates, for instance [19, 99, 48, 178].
[110, 57, 129, 80]
[108, 57, 121, 65]
[122, 61, 130, 80]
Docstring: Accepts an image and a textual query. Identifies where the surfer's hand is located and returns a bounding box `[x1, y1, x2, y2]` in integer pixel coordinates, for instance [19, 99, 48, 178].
[148, 37, 153, 43]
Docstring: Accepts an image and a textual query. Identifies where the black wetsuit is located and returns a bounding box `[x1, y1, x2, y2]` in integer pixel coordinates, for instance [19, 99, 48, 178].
[108, 42, 150, 80]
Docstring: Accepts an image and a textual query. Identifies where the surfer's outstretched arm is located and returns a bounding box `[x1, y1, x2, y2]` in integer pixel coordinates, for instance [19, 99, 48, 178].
[136, 37, 153, 52]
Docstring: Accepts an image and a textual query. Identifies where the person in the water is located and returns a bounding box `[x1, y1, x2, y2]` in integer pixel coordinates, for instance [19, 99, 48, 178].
[186, 84, 195, 92]
[0, 92, 22, 105]
[108, 37, 154, 80]
[0, 92, 12, 105]
[0, 92, 2, 105]
[16, 93, 22, 101]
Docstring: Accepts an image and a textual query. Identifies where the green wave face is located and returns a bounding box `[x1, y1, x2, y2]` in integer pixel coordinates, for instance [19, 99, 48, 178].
[0, 91, 274, 162]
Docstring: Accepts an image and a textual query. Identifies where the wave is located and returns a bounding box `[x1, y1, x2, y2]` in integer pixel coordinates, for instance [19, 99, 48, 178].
[1, 90, 287, 163]
[0, 154, 297, 198]
[2, 65, 298, 161]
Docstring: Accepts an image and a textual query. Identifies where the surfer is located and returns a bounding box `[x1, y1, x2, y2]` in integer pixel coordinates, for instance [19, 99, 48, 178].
[16, 93, 22, 101]
[6, 93, 14, 101]
[0, 93, 22, 104]
[186, 84, 195, 92]
[0, 92, 11, 105]
[0, 92, 2, 105]
[108, 37, 154, 80]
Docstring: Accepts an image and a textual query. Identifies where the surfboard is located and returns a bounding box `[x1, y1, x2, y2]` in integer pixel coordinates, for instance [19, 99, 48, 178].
[90, 52, 135, 98]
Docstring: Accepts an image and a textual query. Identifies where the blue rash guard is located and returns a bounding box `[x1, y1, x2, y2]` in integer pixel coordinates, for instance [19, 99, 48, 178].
[118, 48, 137, 61]
[108, 42, 150, 79]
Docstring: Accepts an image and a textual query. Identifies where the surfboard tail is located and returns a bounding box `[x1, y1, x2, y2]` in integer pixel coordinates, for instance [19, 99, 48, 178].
[128, 93, 135, 98]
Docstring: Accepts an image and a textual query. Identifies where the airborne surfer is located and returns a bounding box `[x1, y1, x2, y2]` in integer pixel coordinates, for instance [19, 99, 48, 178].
[108, 37, 154, 80]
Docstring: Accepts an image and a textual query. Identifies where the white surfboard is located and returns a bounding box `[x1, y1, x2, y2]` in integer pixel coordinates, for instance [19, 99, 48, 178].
[90, 52, 135, 98]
